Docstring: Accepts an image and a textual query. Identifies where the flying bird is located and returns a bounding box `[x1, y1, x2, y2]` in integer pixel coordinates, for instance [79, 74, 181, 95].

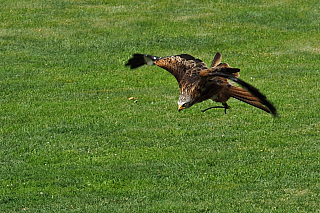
[125, 52, 277, 116]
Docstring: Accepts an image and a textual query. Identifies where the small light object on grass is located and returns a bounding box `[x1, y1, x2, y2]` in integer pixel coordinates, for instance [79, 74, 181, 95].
[128, 97, 138, 103]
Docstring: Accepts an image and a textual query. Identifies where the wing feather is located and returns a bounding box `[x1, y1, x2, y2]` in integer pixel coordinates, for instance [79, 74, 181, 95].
[210, 52, 222, 68]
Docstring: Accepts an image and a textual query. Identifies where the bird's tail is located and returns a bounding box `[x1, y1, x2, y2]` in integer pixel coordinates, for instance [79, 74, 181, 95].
[226, 86, 272, 114]
[207, 72, 277, 116]
[125, 54, 160, 69]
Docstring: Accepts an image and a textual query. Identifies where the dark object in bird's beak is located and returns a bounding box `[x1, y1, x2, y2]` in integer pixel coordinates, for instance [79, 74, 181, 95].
[178, 105, 185, 112]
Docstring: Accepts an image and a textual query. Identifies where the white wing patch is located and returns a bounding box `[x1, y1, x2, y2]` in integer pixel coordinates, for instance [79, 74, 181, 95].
[144, 55, 155, 65]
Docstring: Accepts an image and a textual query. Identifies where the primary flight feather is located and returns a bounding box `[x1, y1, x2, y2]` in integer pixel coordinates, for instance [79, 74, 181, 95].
[125, 52, 277, 116]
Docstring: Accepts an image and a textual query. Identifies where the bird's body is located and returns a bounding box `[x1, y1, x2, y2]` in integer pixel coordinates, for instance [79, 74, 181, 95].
[126, 53, 277, 116]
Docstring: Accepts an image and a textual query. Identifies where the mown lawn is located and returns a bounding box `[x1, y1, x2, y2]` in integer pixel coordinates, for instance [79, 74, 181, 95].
[1, 0, 320, 212]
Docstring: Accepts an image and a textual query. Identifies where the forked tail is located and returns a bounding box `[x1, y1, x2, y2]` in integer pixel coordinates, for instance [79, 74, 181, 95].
[226, 86, 272, 114]
[208, 72, 277, 116]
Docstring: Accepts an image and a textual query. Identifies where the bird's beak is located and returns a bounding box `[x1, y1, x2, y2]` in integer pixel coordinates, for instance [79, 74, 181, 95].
[178, 105, 185, 112]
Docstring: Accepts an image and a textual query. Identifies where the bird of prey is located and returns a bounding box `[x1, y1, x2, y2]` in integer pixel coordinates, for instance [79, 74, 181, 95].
[125, 52, 277, 116]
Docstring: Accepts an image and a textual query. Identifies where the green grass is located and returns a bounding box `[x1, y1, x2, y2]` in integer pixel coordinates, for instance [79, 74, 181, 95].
[1, 0, 320, 212]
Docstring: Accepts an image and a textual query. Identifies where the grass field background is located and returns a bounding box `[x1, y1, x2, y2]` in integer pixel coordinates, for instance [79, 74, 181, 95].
[1, 0, 320, 212]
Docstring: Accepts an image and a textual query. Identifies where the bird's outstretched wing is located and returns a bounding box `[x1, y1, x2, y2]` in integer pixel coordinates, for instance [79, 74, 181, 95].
[126, 53, 207, 83]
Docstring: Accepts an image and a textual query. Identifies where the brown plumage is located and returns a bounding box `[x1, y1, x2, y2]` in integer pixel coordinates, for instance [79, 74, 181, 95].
[125, 52, 277, 116]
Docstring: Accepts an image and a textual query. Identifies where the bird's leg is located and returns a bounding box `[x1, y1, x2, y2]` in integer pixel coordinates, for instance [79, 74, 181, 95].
[222, 103, 230, 114]
[201, 103, 230, 114]
[201, 106, 225, 112]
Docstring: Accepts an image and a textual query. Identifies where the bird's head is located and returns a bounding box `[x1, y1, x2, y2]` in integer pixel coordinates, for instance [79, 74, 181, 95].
[178, 94, 194, 112]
